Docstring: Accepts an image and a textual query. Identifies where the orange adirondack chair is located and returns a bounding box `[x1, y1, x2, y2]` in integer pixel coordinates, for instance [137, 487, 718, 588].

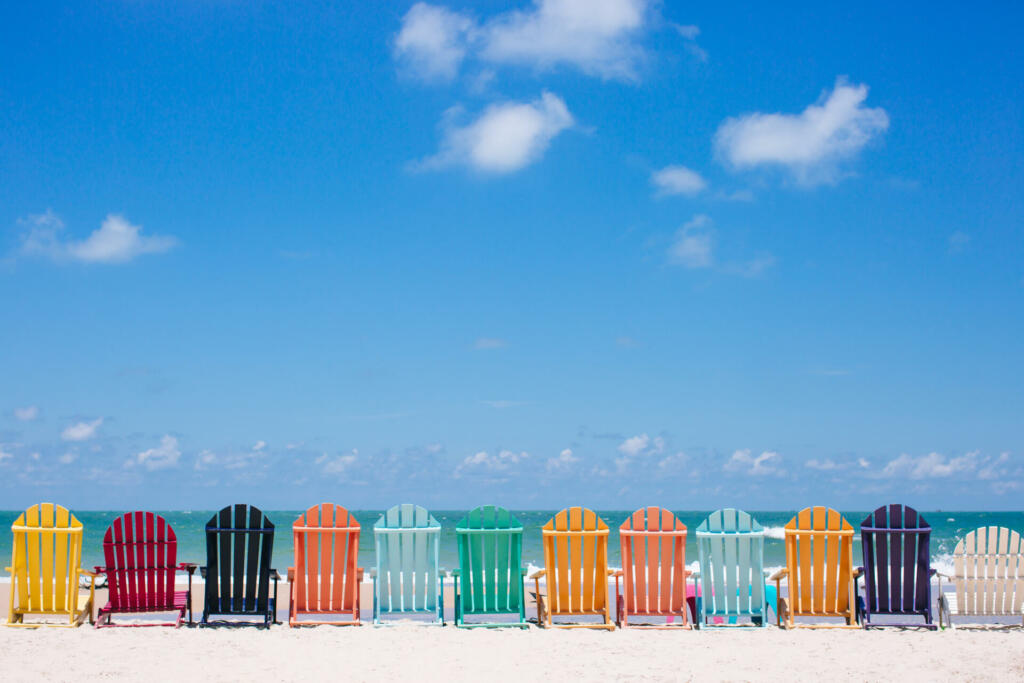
[614, 506, 692, 628]
[287, 503, 363, 626]
[529, 507, 615, 630]
[770, 506, 862, 628]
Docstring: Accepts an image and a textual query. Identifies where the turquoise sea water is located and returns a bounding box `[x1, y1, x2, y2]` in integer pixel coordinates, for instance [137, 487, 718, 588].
[2, 510, 1022, 577]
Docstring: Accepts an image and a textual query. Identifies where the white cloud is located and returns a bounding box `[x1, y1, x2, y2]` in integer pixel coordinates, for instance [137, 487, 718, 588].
[617, 433, 664, 458]
[58, 452, 77, 465]
[0, 445, 13, 462]
[456, 449, 529, 476]
[133, 435, 181, 470]
[317, 449, 359, 475]
[714, 79, 889, 185]
[880, 451, 978, 479]
[722, 254, 776, 277]
[14, 406, 39, 421]
[547, 447, 580, 471]
[673, 24, 707, 62]
[481, 0, 649, 80]
[61, 417, 103, 442]
[977, 452, 1010, 480]
[725, 449, 781, 475]
[418, 92, 573, 173]
[195, 449, 218, 470]
[651, 165, 707, 196]
[474, 337, 508, 349]
[394, 3, 476, 81]
[668, 214, 713, 268]
[19, 212, 178, 264]
[252, 440, 266, 452]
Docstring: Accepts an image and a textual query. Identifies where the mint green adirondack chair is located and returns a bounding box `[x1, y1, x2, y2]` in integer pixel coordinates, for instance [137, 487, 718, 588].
[453, 506, 527, 629]
[695, 508, 776, 628]
[371, 504, 444, 625]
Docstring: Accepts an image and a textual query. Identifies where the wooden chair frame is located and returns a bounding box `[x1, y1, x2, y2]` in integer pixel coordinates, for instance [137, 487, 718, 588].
[453, 505, 528, 629]
[694, 508, 771, 628]
[614, 506, 692, 629]
[937, 525, 1024, 629]
[371, 504, 444, 626]
[288, 503, 363, 627]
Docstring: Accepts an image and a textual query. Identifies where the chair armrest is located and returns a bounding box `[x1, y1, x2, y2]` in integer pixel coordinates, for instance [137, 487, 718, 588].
[928, 568, 937, 577]
[520, 567, 528, 576]
[356, 567, 365, 579]
[935, 571, 952, 580]
[451, 569, 461, 577]
[529, 568, 546, 580]
[199, 566, 208, 579]
[369, 568, 377, 579]
[287, 567, 295, 581]
[606, 569, 617, 576]
[612, 569, 623, 577]
[270, 569, 282, 581]
[852, 567, 863, 579]
[93, 565, 106, 575]
[691, 570, 701, 579]
[178, 562, 198, 575]
[79, 569, 99, 579]
[769, 568, 788, 582]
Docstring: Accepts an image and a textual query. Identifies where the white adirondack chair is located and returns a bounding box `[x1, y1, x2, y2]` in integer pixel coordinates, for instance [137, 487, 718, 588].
[937, 526, 1024, 628]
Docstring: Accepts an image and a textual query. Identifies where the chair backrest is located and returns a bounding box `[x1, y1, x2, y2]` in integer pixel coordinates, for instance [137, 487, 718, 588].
[204, 504, 275, 615]
[102, 511, 180, 611]
[696, 508, 766, 618]
[292, 503, 360, 614]
[619, 507, 687, 616]
[373, 504, 441, 613]
[951, 526, 1024, 616]
[860, 504, 932, 616]
[541, 507, 609, 615]
[9, 503, 83, 614]
[455, 505, 524, 615]
[783, 506, 855, 616]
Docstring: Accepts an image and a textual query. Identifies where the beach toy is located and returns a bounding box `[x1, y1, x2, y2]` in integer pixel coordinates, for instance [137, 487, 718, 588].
[200, 504, 280, 628]
[6, 503, 96, 627]
[937, 526, 1024, 629]
[771, 506, 862, 628]
[452, 505, 528, 628]
[288, 503, 363, 627]
[371, 504, 444, 625]
[858, 504, 936, 629]
[693, 508, 773, 628]
[94, 511, 196, 627]
[613, 507, 693, 628]
[530, 507, 616, 630]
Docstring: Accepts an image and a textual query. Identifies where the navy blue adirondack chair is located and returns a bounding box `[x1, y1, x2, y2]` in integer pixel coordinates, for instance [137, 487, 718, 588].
[858, 504, 936, 629]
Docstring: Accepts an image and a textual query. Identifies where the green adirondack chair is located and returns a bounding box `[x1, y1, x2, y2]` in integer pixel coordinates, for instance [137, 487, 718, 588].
[695, 508, 776, 628]
[453, 505, 527, 629]
[371, 504, 444, 625]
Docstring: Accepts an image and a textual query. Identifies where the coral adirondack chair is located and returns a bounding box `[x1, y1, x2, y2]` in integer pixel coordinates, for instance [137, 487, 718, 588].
[288, 503, 363, 626]
[614, 507, 692, 628]
[770, 506, 861, 628]
[94, 511, 196, 627]
[372, 504, 444, 625]
[695, 508, 775, 628]
[453, 505, 527, 628]
[200, 504, 280, 627]
[858, 504, 935, 629]
[6, 503, 96, 627]
[530, 507, 615, 630]
[937, 526, 1024, 629]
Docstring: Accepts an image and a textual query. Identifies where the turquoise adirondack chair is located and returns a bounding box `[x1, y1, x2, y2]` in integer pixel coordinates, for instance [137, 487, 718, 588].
[695, 508, 776, 628]
[453, 506, 527, 629]
[371, 504, 444, 625]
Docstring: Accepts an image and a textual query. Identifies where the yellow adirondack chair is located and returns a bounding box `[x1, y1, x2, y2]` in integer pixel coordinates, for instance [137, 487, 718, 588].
[770, 506, 861, 629]
[529, 507, 615, 630]
[6, 503, 96, 627]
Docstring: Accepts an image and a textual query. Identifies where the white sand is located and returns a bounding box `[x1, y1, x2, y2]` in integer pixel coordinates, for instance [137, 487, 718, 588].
[2, 622, 1023, 682]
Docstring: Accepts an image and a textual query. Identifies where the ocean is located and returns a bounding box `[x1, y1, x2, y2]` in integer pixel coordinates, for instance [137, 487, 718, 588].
[3, 509, 1022, 579]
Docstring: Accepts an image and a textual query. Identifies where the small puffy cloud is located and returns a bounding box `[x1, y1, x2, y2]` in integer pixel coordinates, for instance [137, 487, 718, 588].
[317, 449, 359, 475]
[617, 433, 664, 458]
[58, 452, 77, 465]
[805, 456, 869, 471]
[880, 451, 978, 479]
[547, 447, 580, 471]
[252, 440, 266, 452]
[394, 3, 476, 81]
[14, 406, 39, 421]
[133, 435, 181, 470]
[714, 79, 889, 185]
[61, 417, 103, 442]
[481, 0, 649, 80]
[668, 214, 713, 268]
[456, 449, 529, 476]
[725, 449, 781, 475]
[474, 337, 508, 349]
[19, 212, 178, 264]
[651, 165, 707, 197]
[0, 445, 13, 462]
[195, 449, 218, 470]
[418, 92, 573, 173]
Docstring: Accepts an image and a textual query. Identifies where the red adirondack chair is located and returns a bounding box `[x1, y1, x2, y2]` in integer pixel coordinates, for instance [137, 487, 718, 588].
[614, 506, 693, 628]
[94, 511, 196, 627]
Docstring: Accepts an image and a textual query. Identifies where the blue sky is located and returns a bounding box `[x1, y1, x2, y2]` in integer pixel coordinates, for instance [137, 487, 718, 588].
[1, 1, 1022, 511]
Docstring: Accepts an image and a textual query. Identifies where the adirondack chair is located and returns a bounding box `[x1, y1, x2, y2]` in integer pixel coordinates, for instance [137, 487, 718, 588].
[200, 504, 280, 627]
[937, 526, 1024, 629]
[372, 504, 444, 625]
[288, 503, 363, 626]
[94, 511, 196, 627]
[695, 508, 775, 628]
[6, 503, 96, 627]
[453, 505, 527, 628]
[613, 507, 692, 628]
[770, 506, 861, 628]
[529, 507, 615, 630]
[858, 504, 935, 629]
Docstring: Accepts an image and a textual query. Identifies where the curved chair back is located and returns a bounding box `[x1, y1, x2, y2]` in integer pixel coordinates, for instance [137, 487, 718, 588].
[291, 503, 361, 625]
[696, 508, 767, 626]
[860, 504, 934, 627]
[454, 505, 525, 626]
[372, 504, 442, 623]
[782, 506, 856, 626]
[617, 507, 689, 626]
[203, 504, 276, 623]
[541, 507, 610, 618]
[102, 511, 180, 613]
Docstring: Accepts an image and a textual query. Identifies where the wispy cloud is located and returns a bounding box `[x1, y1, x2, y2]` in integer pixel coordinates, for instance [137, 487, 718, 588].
[61, 417, 103, 442]
[546, 447, 580, 471]
[714, 78, 889, 185]
[725, 449, 782, 475]
[18, 211, 178, 264]
[673, 23, 707, 62]
[651, 165, 707, 197]
[14, 406, 39, 421]
[668, 214, 713, 268]
[132, 435, 181, 470]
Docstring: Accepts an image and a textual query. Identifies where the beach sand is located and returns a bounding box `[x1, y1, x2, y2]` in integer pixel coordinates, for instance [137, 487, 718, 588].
[2, 586, 1024, 682]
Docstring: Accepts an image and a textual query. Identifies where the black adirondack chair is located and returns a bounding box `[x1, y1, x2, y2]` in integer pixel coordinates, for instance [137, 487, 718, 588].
[857, 503, 936, 629]
[200, 504, 280, 627]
